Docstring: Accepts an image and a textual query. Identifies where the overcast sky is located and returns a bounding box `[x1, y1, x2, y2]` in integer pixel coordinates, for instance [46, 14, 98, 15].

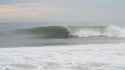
[0, 0, 125, 23]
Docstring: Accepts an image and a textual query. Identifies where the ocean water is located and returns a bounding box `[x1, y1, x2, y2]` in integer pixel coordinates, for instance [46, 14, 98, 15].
[0, 23, 125, 70]
[0, 23, 125, 47]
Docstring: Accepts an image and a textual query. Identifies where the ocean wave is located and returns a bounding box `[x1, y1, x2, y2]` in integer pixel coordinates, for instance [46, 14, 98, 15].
[11, 25, 125, 38]
[12, 26, 69, 38]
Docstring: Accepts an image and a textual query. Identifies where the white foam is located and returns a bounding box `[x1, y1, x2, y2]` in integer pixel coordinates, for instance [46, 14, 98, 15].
[71, 29, 102, 37]
[70, 25, 125, 38]
[0, 43, 125, 70]
[104, 25, 125, 37]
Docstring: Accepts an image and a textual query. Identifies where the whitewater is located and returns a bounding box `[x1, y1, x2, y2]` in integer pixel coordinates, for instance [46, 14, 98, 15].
[0, 43, 125, 70]
[69, 25, 125, 38]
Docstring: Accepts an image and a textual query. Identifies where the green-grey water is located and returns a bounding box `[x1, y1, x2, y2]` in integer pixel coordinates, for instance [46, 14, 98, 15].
[0, 23, 125, 47]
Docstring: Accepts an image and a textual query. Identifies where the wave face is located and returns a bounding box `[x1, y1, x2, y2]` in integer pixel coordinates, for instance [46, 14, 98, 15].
[12, 26, 69, 38]
[12, 25, 125, 38]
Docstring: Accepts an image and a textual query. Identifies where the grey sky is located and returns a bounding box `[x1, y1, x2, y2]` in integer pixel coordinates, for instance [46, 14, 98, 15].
[0, 0, 125, 24]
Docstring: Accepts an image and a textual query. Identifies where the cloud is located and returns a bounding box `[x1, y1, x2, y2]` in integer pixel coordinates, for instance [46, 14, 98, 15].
[0, 0, 43, 4]
[0, 4, 65, 21]
[0, 0, 124, 22]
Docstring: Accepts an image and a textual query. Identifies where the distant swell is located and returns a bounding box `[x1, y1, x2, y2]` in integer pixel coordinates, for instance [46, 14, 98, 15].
[12, 25, 125, 38]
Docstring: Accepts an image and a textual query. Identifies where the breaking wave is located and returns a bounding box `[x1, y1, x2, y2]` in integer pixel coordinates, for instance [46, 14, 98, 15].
[12, 25, 125, 38]
[70, 25, 125, 38]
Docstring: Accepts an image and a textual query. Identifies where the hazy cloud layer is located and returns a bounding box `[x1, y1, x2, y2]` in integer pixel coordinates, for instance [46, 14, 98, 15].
[0, 0, 125, 23]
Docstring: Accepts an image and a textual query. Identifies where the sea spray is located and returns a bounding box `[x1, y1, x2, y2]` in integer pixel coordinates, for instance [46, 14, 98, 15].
[104, 26, 125, 37]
